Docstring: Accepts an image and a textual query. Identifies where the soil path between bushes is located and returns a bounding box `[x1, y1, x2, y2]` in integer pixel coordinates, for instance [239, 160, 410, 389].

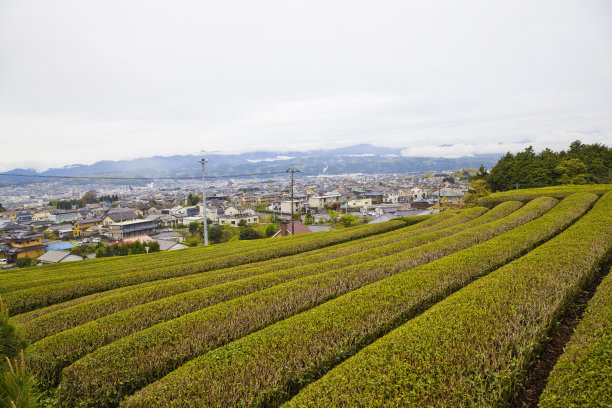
[507, 259, 612, 408]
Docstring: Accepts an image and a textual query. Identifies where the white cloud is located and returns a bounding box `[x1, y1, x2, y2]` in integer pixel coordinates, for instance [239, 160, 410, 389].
[401, 143, 528, 158]
[0, 0, 610, 170]
[245, 156, 295, 163]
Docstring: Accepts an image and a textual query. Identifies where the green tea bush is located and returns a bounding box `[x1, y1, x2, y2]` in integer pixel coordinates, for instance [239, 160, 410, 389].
[57, 199, 549, 407]
[538, 265, 612, 408]
[286, 192, 611, 407]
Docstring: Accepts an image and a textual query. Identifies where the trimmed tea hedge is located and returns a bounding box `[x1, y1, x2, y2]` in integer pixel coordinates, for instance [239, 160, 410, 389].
[2, 219, 411, 314]
[56, 199, 553, 407]
[31, 206, 498, 387]
[285, 191, 611, 408]
[12, 215, 446, 324]
[16, 212, 462, 343]
[477, 184, 612, 208]
[121, 194, 593, 408]
[2, 217, 408, 291]
[538, 265, 612, 408]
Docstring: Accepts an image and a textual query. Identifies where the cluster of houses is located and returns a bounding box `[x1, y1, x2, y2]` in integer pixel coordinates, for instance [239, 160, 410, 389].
[0, 201, 269, 267]
[1, 182, 467, 267]
[265, 186, 466, 217]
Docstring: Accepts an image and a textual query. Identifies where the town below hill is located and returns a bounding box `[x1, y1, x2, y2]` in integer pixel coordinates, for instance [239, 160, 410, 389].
[2, 140, 609, 269]
[0, 171, 469, 268]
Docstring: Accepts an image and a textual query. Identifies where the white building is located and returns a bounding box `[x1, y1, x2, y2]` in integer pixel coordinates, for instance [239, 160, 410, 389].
[308, 192, 343, 209]
[347, 198, 372, 208]
[411, 188, 426, 201]
[269, 200, 306, 215]
[383, 193, 400, 204]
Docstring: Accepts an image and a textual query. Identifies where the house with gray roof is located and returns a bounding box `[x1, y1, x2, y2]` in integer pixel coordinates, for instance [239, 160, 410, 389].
[38, 250, 83, 265]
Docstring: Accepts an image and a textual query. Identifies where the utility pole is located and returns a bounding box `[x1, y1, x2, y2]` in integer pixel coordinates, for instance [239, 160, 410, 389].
[344, 185, 348, 214]
[286, 168, 300, 235]
[199, 152, 209, 246]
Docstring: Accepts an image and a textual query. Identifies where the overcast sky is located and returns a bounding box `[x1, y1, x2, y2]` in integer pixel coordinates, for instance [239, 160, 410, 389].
[1, 0, 611, 171]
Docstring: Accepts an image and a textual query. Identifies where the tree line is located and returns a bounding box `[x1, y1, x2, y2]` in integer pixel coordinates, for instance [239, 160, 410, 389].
[477, 140, 611, 192]
[49, 192, 119, 210]
[95, 240, 160, 257]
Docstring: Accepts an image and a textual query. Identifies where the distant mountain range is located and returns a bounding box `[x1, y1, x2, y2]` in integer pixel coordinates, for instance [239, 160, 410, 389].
[0, 144, 501, 185]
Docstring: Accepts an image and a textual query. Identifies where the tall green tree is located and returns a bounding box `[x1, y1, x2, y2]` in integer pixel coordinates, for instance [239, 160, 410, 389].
[187, 193, 200, 206]
[555, 158, 588, 184]
[239, 227, 261, 240]
[264, 223, 278, 237]
[484, 141, 611, 191]
[463, 179, 491, 205]
[487, 153, 515, 191]
[338, 214, 359, 228]
[328, 210, 339, 224]
[304, 212, 313, 225]
[208, 225, 224, 244]
[81, 191, 98, 205]
[187, 221, 202, 235]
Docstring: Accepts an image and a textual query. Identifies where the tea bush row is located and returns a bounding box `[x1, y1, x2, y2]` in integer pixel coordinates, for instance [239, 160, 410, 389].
[285, 191, 611, 408]
[538, 265, 612, 408]
[55, 198, 553, 407]
[477, 184, 612, 208]
[29, 205, 499, 387]
[16, 213, 461, 342]
[2, 219, 410, 314]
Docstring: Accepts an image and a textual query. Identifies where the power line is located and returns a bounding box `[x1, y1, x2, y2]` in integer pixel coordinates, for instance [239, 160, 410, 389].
[0, 171, 289, 181]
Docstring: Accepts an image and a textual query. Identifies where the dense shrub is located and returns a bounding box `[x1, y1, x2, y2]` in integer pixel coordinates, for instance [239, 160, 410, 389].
[123, 195, 587, 408]
[539, 265, 612, 408]
[286, 192, 611, 407]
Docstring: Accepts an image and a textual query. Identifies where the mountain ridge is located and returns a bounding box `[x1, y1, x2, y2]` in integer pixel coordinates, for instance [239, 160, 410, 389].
[0, 144, 501, 185]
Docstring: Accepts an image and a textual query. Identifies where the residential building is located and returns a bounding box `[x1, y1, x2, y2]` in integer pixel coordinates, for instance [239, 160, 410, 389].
[202, 206, 222, 222]
[38, 250, 83, 264]
[218, 214, 259, 226]
[363, 192, 384, 204]
[269, 200, 306, 215]
[308, 192, 342, 209]
[239, 195, 262, 206]
[16, 212, 33, 223]
[383, 193, 400, 204]
[368, 214, 396, 224]
[73, 217, 103, 237]
[181, 216, 205, 225]
[185, 206, 200, 217]
[361, 203, 406, 217]
[224, 206, 256, 217]
[169, 205, 186, 216]
[32, 210, 52, 222]
[434, 188, 468, 204]
[44, 224, 75, 239]
[108, 219, 158, 240]
[48, 210, 78, 224]
[75, 209, 94, 220]
[348, 198, 372, 208]
[102, 210, 138, 227]
[157, 240, 188, 251]
[145, 214, 179, 228]
[410, 188, 426, 201]
[0, 231, 46, 263]
[272, 221, 312, 237]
